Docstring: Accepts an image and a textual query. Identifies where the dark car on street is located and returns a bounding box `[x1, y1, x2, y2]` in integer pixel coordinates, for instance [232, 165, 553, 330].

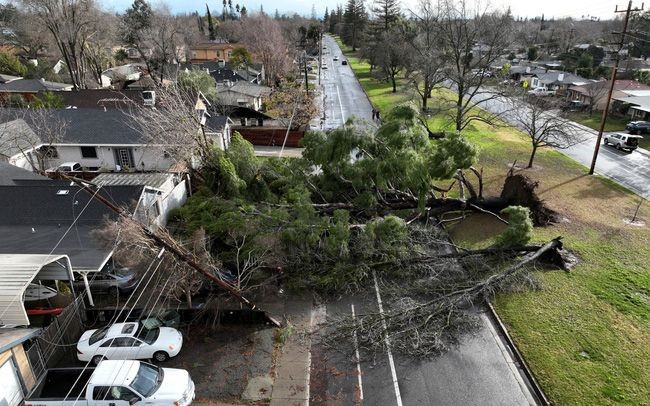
[625, 121, 650, 134]
[342, 60, 348, 65]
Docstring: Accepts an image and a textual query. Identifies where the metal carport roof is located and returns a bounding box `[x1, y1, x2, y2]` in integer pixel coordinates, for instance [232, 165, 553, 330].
[0, 254, 73, 328]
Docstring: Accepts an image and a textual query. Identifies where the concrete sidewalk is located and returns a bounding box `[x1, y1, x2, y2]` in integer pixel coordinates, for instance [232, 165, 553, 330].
[269, 297, 314, 406]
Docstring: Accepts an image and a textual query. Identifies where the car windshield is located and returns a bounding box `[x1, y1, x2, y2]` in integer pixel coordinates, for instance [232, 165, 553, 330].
[89, 327, 109, 345]
[136, 325, 160, 345]
[130, 363, 163, 397]
[113, 268, 132, 277]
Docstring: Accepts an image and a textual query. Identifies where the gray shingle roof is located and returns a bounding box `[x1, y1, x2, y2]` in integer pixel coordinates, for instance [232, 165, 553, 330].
[0, 118, 42, 157]
[0, 162, 47, 185]
[0, 108, 146, 145]
[0, 78, 73, 93]
[0, 183, 141, 271]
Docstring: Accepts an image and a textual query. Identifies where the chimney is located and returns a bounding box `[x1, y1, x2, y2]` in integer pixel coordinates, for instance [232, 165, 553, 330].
[526, 67, 531, 74]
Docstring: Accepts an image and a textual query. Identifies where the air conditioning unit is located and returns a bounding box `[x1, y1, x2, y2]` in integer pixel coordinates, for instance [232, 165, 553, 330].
[142, 90, 156, 107]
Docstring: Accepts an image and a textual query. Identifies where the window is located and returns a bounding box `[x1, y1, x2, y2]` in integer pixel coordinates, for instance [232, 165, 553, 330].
[39, 146, 58, 158]
[130, 363, 162, 397]
[109, 386, 138, 401]
[89, 327, 109, 345]
[93, 386, 111, 400]
[80, 146, 98, 158]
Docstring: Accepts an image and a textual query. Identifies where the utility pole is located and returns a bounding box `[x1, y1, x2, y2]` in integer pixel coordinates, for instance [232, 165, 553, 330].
[64, 175, 282, 327]
[318, 30, 323, 86]
[303, 51, 309, 94]
[589, 1, 643, 175]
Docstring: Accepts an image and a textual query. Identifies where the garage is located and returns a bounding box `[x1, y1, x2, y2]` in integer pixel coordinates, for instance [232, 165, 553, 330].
[0, 359, 23, 406]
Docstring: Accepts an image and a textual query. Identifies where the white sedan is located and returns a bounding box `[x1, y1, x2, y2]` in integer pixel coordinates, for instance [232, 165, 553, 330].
[77, 321, 183, 365]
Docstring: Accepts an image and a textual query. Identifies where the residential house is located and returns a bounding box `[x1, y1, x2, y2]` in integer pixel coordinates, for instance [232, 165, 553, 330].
[0, 74, 22, 84]
[205, 114, 234, 150]
[190, 42, 242, 63]
[530, 71, 590, 95]
[568, 80, 650, 111]
[101, 64, 144, 88]
[0, 78, 73, 105]
[40, 89, 144, 109]
[0, 328, 40, 405]
[508, 65, 548, 82]
[216, 82, 271, 111]
[0, 109, 177, 172]
[93, 172, 189, 229]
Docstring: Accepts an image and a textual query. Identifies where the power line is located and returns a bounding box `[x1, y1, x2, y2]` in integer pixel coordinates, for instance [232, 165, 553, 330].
[589, 1, 644, 175]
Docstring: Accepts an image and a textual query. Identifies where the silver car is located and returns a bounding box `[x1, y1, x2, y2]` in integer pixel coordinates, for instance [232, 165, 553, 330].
[74, 267, 138, 295]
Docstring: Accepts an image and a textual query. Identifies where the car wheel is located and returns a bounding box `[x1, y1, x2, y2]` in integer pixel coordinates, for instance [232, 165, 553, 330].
[603, 138, 609, 145]
[153, 351, 169, 362]
[616, 143, 622, 150]
[92, 355, 105, 366]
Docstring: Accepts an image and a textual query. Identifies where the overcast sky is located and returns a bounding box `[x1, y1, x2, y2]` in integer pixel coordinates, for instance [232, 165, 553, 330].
[100, 0, 619, 20]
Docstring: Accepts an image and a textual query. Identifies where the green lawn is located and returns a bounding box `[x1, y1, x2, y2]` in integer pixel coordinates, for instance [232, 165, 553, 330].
[567, 113, 650, 151]
[338, 38, 650, 405]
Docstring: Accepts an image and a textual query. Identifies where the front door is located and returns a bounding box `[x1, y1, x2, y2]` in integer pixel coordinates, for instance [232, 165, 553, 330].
[114, 148, 135, 170]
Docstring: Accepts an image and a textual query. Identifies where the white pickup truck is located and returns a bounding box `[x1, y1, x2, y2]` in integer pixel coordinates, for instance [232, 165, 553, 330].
[24, 360, 195, 406]
[527, 87, 556, 96]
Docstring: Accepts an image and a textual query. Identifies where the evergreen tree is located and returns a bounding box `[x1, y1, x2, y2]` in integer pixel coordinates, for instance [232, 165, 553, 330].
[343, 0, 366, 51]
[324, 6, 329, 24]
[371, 0, 400, 30]
[240, 5, 247, 16]
[206, 4, 216, 40]
[196, 11, 205, 35]
[222, 0, 227, 21]
[274, 8, 280, 19]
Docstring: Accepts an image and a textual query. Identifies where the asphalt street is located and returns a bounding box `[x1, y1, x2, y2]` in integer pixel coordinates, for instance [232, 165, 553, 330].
[473, 90, 650, 199]
[310, 35, 539, 406]
[320, 35, 375, 130]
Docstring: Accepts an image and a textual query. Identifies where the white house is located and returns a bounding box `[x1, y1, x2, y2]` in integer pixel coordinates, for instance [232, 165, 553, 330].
[216, 82, 271, 111]
[93, 172, 189, 229]
[0, 109, 176, 172]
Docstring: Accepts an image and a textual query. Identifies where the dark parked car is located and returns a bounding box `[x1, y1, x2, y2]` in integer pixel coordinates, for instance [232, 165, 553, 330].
[342, 60, 348, 65]
[625, 121, 650, 134]
[74, 267, 138, 295]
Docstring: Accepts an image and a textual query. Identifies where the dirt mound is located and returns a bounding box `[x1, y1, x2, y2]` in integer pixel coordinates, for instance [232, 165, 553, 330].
[500, 174, 559, 226]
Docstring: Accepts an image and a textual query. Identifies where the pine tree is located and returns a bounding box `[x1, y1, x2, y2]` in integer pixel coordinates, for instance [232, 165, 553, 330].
[240, 5, 247, 16]
[343, 0, 366, 51]
[274, 8, 280, 19]
[206, 4, 216, 40]
[371, 0, 400, 30]
[222, 0, 227, 21]
[324, 6, 329, 23]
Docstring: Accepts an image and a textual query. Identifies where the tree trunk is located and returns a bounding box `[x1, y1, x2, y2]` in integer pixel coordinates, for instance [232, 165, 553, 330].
[392, 75, 397, 93]
[527, 144, 537, 168]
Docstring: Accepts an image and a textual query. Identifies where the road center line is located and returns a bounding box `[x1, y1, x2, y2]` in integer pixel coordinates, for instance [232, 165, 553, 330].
[350, 304, 364, 401]
[372, 270, 403, 406]
[336, 84, 345, 122]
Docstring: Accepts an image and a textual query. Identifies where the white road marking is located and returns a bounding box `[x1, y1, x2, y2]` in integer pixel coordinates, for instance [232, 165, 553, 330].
[372, 270, 403, 406]
[336, 84, 345, 122]
[351, 304, 364, 401]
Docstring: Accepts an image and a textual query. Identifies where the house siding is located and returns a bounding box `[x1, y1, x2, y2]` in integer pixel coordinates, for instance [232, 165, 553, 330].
[44, 145, 175, 171]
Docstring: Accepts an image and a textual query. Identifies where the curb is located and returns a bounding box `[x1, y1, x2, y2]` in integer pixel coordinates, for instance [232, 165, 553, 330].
[486, 301, 551, 406]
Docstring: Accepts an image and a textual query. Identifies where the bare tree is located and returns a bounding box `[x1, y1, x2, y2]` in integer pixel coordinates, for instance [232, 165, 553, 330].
[0, 5, 52, 59]
[404, 0, 445, 110]
[121, 86, 215, 165]
[437, 0, 514, 132]
[582, 80, 609, 115]
[239, 15, 291, 85]
[266, 80, 320, 128]
[20, 0, 99, 89]
[375, 26, 407, 93]
[510, 96, 585, 168]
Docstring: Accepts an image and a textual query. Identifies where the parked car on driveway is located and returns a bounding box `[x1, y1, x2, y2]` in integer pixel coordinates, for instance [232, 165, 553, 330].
[24, 360, 195, 406]
[603, 133, 642, 152]
[625, 120, 650, 134]
[46, 162, 82, 173]
[77, 321, 183, 365]
[527, 87, 556, 96]
[73, 267, 138, 295]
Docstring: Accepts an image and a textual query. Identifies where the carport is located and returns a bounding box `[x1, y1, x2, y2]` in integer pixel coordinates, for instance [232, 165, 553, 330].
[0, 254, 86, 327]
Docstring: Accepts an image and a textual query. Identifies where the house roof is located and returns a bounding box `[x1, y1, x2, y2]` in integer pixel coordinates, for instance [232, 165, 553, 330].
[0, 182, 142, 272]
[0, 254, 72, 327]
[0, 108, 147, 146]
[205, 115, 230, 133]
[210, 68, 247, 83]
[569, 80, 650, 96]
[191, 42, 239, 51]
[0, 74, 22, 84]
[126, 75, 156, 89]
[45, 89, 144, 109]
[0, 328, 40, 351]
[217, 82, 271, 98]
[0, 162, 48, 185]
[536, 71, 588, 85]
[0, 78, 73, 93]
[0, 117, 41, 157]
[612, 95, 650, 113]
[93, 172, 172, 189]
